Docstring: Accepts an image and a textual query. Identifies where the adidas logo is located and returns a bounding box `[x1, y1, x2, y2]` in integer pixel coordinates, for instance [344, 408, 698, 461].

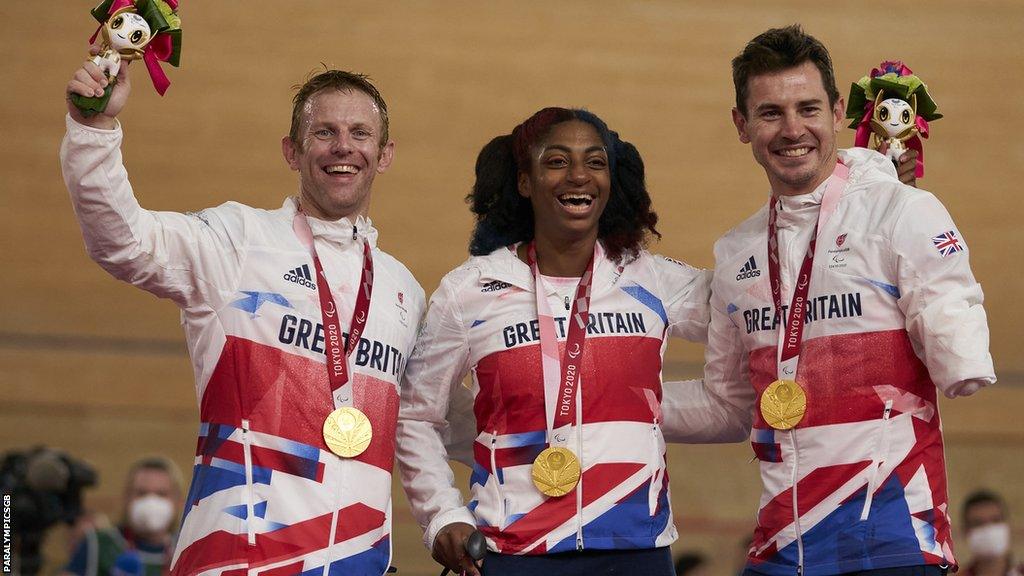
[481, 280, 512, 293]
[284, 264, 317, 290]
[736, 256, 761, 281]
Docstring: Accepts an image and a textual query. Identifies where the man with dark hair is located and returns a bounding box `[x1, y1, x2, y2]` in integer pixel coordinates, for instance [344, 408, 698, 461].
[961, 490, 1021, 576]
[703, 24, 996, 576]
[731, 25, 916, 185]
[730, 25, 841, 118]
[62, 56, 424, 575]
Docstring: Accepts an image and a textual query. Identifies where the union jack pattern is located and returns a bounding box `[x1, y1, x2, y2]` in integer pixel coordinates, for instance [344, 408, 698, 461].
[707, 149, 994, 576]
[398, 245, 711, 556]
[62, 119, 425, 576]
[931, 230, 964, 257]
[166, 231, 422, 576]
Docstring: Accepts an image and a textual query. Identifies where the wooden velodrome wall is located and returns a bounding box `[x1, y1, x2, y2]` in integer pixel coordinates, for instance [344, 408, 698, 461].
[2, 2, 1021, 574]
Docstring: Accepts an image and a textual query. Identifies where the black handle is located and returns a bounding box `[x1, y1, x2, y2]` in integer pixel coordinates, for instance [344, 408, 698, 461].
[439, 530, 486, 576]
[465, 530, 486, 561]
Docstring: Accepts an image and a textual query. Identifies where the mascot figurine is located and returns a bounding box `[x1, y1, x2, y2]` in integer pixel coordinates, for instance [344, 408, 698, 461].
[846, 61, 941, 179]
[70, 0, 182, 117]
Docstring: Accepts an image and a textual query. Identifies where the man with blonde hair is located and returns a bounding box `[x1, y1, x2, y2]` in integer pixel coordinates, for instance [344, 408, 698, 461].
[63, 55, 424, 575]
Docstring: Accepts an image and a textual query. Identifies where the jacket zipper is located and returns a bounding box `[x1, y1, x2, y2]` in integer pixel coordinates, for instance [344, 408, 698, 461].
[490, 430, 506, 530]
[241, 419, 256, 546]
[575, 384, 584, 551]
[860, 400, 894, 521]
[781, 223, 804, 576]
[648, 418, 662, 516]
[790, 429, 803, 576]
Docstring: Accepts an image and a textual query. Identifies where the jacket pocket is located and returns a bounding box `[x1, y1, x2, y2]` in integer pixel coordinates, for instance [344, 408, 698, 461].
[490, 430, 507, 530]
[648, 422, 665, 517]
[859, 400, 893, 521]
[750, 427, 784, 463]
[241, 419, 256, 546]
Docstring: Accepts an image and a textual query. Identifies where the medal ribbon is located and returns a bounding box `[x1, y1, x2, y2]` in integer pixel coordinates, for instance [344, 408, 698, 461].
[528, 243, 595, 448]
[767, 162, 849, 380]
[292, 209, 373, 408]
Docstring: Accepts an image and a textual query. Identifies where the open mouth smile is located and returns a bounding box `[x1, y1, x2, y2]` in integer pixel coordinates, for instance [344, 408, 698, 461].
[324, 164, 360, 176]
[557, 193, 595, 210]
[776, 146, 813, 158]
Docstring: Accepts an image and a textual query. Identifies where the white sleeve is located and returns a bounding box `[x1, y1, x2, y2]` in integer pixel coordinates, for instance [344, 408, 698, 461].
[396, 274, 476, 550]
[652, 255, 752, 442]
[442, 377, 478, 468]
[893, 191, 996, 397]
[60, 115, 245, 310]
[655, 255, 711, 343]
[661, 265, 755, 443]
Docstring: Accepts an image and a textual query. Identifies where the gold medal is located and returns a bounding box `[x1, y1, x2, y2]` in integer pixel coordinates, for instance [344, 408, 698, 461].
[760, 379, 807, 430]
[323, 406, 373, 457]
[531, 446, 581, 497]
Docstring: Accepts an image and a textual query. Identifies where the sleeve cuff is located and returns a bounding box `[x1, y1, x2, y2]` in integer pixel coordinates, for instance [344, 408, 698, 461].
[942, 376, 996, 398]
[65, 112, 121, 134]
[424, 507, 477, 551]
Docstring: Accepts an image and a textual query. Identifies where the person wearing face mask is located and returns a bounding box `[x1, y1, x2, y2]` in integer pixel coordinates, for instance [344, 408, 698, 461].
[64, 456, 183, 576]
[961, 490, 1022, 576]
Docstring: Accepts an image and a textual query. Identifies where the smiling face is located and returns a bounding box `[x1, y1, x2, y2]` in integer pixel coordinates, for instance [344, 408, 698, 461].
[282, 89, 394, 220]
[875, 97, 915, 137]
[517, 120, 611, 246]
[732, 61, 845, 197]
[106, 11, 151, 51]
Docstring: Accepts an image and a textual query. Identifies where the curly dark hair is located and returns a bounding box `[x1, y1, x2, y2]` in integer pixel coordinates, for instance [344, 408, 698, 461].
[467, 107, 660, 263]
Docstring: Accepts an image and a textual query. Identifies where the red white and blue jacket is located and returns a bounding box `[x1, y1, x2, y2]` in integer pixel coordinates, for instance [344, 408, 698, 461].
[706, 148, 996, 576]
[395, 243, 732, 555]
[61, 116, 425, 576]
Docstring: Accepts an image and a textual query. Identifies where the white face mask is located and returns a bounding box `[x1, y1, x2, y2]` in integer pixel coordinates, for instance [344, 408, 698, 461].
[128, 494, 175, 534]
[967, 522, 1010, 559]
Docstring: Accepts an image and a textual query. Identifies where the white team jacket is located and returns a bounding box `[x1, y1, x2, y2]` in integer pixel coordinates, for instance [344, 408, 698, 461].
[706, 148, 995, 576]
[61, 115, 425, 576]
[396, 243, 750, 556]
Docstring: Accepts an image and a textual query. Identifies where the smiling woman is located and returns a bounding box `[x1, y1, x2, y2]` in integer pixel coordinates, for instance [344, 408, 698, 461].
[395, 108, 743, 576]
[467, 107, 659, 270]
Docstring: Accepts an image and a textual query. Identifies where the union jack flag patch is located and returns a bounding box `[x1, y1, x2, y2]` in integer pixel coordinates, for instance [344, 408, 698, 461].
[932, 230, 964, 257]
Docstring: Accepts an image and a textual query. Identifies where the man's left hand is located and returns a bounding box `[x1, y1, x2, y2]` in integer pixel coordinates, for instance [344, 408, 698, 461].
[895, 149, 919, 187]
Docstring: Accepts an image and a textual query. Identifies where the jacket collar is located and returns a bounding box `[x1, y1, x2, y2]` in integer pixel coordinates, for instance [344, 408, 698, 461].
[476, 241, 624, 295]
[282, 197, 378, 249]
[772, 148, 896, 227]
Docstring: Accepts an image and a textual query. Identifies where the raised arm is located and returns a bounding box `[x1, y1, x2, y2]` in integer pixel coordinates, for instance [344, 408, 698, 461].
[61, 56, 244, 310]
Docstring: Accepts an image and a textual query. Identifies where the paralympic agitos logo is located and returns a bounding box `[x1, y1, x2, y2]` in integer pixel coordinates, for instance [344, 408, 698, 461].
[567, 342, 581, 359]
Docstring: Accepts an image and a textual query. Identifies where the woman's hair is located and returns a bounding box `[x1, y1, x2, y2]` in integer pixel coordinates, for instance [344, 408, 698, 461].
[466, 107, 660, 263]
